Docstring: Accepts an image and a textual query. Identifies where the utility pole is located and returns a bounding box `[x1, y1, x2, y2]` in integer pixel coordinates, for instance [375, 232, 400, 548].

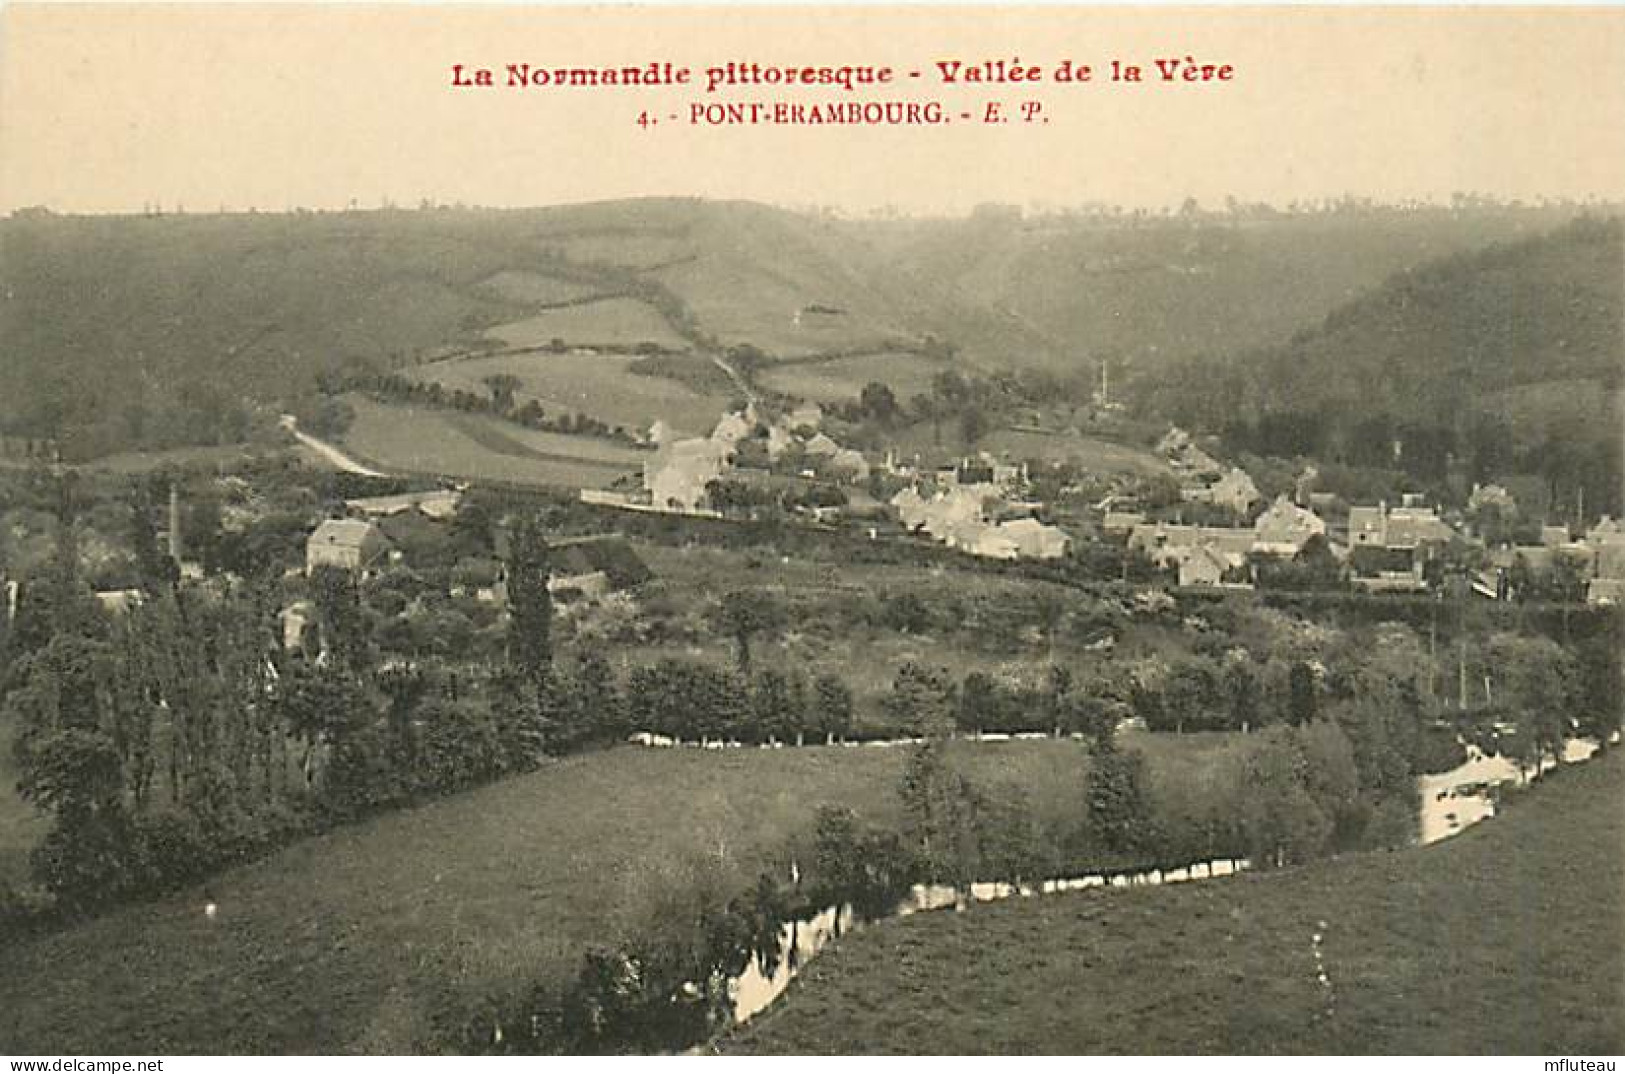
[168, 483, 183, 564]
[1428, 589, 1440, 701]
[1458, 620, 1469, 712]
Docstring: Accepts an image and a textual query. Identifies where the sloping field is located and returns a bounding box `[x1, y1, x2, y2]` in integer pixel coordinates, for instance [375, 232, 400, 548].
[546, 232, 694, 269]
[0, 739, 1130, 1054]
[980, 428, 1172, 477]
[484, 298, 689, 352]
[883, 421, 1170, 476]
[654, 253, 911, 359]
[757, 352, 947, 406]
[727, 751, 1625, 1055]
[475, 270, 610, 306]
[339, 395, 645, 489]
[412, 351, 729, 437]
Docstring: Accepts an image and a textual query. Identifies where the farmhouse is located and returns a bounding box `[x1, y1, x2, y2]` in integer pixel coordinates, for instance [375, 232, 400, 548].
[1182, 467, 1260, 516]
[1177, 543, 1249, 588]
[1347, 500, 1454, 550]
[895, 486, 987, 539]
[549, 534, 653, 601]
[1345, 500, 1455, 592]
[645, 438, 732, 511]
[1252, 495, 1327, 557]
[1128, 522, 1254, 568]
[1585, 517, 1625, 604]
[996, 517, 1072, 559]
[803, 432, 841, 458]
[305, 519, 388, 575]
[1157, 426, 1222, 477]
[711, 408, 757, 447]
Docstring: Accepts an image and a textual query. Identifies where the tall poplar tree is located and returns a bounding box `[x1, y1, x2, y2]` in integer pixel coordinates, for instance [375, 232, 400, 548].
[505, 511, 553, 693]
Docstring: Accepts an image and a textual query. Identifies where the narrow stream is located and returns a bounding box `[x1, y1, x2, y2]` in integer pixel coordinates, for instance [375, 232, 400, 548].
[728, 856, 1251, 1027]
[727, 734, 1611, 1031]
[1417, 736, 1601, 846]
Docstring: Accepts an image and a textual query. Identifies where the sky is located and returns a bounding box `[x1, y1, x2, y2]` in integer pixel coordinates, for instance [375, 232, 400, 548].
[2, 4, 1624, 216]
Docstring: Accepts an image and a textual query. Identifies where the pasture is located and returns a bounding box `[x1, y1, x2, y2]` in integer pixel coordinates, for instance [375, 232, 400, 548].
[0, 737, 1164, 1054]
[651, 254, 915, 359]
[980, 427, 1172, 477]
[484, 298, 688, 352]
[757, 352, 947, 406]
[726, 751, 1625, 1055]
[339, 395, 645, 489]
[411, 351, 731, 437]
[881, 420, 1169, 476]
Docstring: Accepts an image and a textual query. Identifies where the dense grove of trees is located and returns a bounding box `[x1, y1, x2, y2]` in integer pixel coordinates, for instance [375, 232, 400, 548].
[0, 485, 586, 918]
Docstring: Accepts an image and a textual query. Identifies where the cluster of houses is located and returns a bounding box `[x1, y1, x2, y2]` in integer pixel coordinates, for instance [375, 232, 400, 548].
[654, 402, 869, 512]
[1126, 495, 1328, 586]
[588, 402, 872, 516]
[1474, 511, 1625, 605]
[889, 455, 1072, 561]
[1107, 441, 1625, 603]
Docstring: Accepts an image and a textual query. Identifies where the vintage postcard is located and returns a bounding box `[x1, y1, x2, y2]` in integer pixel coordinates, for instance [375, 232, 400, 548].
[0, 2, 1621, 1060]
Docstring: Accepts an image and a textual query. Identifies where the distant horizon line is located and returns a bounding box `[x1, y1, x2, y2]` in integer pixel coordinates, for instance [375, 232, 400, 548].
[8, 190, 1625, 223]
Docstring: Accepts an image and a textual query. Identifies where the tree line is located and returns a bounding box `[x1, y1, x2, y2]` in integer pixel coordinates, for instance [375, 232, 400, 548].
[449, 698, 1441, 1055]
[320, 369, 642, 446]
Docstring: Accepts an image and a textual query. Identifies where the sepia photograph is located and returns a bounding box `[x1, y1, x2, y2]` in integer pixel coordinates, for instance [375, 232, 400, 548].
[0, 2, 1622, 1059]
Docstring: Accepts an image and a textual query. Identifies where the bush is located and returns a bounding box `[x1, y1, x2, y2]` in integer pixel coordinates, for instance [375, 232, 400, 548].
[30, 812, 137, 912]
[130, 810, 211, 894]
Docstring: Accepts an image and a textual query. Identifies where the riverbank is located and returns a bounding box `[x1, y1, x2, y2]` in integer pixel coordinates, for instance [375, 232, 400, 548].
[0, 738, 1121, 1054]
[723, 748, 1624, 1054]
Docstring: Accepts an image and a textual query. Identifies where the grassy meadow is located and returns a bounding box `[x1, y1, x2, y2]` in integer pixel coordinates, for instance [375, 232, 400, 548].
[483, 299, 689, 352]
[0, 737, 1152, 1054]
[337, 395, 645, 489]
[725, 751, 1625, 1055]
[757, 352, 948, 406]
[411, 351, 731, 437]
[879, 419, 1170, 476]
[979, 428, 1173, 478]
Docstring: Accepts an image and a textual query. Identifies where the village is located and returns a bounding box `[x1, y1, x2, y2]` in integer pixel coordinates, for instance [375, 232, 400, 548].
[40, 389, 1619, 678]
[3, 2, 1623, 1056]
[549, 389, 1625, 606]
